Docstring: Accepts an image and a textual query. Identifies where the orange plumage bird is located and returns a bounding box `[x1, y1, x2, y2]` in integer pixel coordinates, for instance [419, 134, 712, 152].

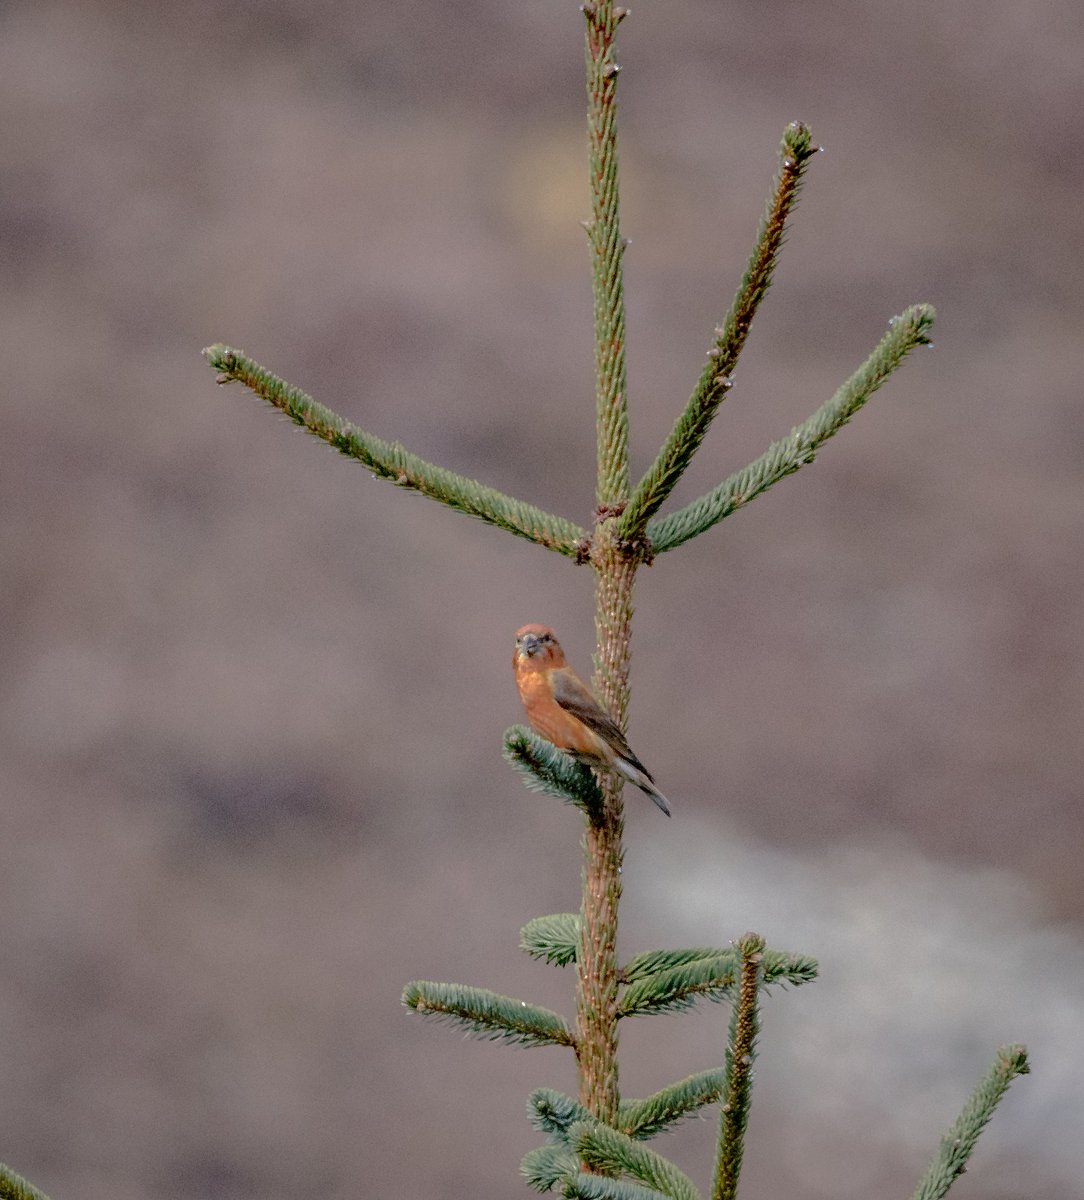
[513, 624, 671, 816]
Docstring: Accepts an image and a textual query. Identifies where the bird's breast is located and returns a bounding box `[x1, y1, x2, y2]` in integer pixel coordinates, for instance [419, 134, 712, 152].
[517, 670, 608, 760]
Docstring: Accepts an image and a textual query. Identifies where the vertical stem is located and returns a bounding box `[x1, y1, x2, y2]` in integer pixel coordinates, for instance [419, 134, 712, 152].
[578, 0, 633, 1130]
[713, 933, 765, 1200]
[577, 537, 634, 1124]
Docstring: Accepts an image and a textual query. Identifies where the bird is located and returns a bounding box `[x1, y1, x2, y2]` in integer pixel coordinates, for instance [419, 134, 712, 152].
[512, 623, 671, 816]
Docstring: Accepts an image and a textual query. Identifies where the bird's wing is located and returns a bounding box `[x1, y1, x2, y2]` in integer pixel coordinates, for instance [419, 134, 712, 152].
[551, 669, 641, 765]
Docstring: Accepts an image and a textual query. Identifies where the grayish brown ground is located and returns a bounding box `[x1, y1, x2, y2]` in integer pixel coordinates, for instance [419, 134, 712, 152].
[1, 2, 1081, 1197]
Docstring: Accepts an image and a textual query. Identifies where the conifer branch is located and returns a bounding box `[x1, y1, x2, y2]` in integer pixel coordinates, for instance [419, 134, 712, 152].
[909, 1045, 1030, 1200]
[203, 345, 588, 556]
[619, 123, 818, 540]
[622, 947, 731, 984]
[644, 304, 936, 553]
[712, 934, 764, 1200]
[570, 1122, 701, 1200]
[504, 726, 605, 817]
[530, 1082, 729, 1165]
[522, 914, 583, 966]
[618, 1069, 727, 1139]
[562, 1174, 672, 1200]
[523, 1143, 582, 1193]
[0, 1163, 51, 1200]
[619, 955, 737, 1017]
[619, 949, 817, 1017]
[529, 1088, 595, 1142]
[401, 981, 574, 1047]
[584, 1, 631, 508]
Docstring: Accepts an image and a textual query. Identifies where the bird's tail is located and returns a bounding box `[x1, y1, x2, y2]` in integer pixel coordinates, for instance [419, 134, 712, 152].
[615, 757, 672, 817]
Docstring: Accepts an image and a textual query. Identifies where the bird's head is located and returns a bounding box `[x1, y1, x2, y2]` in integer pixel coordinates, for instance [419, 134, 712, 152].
[514, 624, 566, 668]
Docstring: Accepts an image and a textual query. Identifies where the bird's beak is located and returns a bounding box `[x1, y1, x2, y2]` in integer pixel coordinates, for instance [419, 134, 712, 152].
[519, 634, 542, 658]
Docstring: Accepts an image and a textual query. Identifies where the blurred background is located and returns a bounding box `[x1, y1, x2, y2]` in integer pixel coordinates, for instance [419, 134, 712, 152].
[2, 1, 1081, 1197]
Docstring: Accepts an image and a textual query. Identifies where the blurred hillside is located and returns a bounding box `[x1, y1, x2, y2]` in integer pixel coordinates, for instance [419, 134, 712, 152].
[1, 2, 1081, 1198]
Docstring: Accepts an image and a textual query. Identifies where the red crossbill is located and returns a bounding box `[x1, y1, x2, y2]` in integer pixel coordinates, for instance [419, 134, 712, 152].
[513, 624, 671, 816]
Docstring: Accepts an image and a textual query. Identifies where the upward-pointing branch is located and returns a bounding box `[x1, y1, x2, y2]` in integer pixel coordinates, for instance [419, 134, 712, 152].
[910, 1046, 1029, 1200]
[585, 0, 632, 508]
[645, 304, 936, 554]
[204, 345, 588, 557]
[619, 122, 819, 541]
[0, 1161, 51, 1200]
